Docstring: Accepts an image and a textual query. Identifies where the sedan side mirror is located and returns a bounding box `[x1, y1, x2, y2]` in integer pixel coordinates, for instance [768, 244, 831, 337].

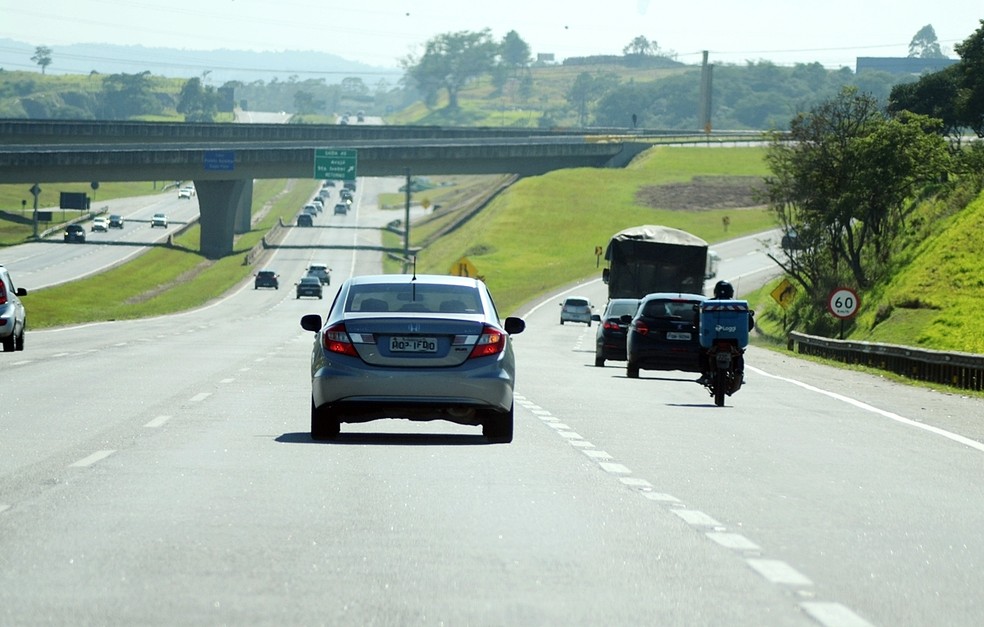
[504, 317, 526, 335]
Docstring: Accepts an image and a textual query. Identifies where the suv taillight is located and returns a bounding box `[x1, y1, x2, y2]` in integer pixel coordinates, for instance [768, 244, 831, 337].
[633, 320, 649, 336]
[469, 325, 507, 359]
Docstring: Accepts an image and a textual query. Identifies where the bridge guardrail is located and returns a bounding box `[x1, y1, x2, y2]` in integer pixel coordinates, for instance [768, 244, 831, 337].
[787, 331, 984, 391]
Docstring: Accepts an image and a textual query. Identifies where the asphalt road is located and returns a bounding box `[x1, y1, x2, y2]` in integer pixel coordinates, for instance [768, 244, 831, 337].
[2, 180, 983, 626]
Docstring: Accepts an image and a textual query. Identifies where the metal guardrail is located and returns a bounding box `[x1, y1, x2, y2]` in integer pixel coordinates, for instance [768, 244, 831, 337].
[788, 331, 984, 391]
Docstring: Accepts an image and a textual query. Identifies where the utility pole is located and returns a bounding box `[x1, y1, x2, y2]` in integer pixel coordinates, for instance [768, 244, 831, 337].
[699, 50, 713, 136]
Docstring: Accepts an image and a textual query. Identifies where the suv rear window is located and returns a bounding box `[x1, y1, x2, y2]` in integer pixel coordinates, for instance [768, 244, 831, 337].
[641, 299, 699, 319]
[565, 298, 589, 307]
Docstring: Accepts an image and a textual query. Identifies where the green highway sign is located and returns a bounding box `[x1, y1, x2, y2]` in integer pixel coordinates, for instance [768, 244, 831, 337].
[314, 148, 358, 181]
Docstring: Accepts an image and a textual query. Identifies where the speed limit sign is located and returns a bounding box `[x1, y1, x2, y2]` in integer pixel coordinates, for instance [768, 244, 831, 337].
[828, 287, 860, 319]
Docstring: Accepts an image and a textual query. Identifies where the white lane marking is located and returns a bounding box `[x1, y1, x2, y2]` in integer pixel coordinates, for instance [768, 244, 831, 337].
[673, 509, 722, 527]
[569, 439, 594, 448]
[546, 422, 571, 430]
[746, 559, 813, 586]
[557, 430, 584, 440]
[598, 462, 632, 475]
[70, 449, 116, 468]
[749, 365, 984, 453]
[144, 415, 172, 428]
[800, 602, 876, 627]
[706, 532, 761, 551]
[582, 449, 614, 460]
[620, 477, 653, 489]
[0, 503, 10, 514]
[12, 360, 31, 366]
[189, 392, 211, 402]
[220, 378, 235, 383]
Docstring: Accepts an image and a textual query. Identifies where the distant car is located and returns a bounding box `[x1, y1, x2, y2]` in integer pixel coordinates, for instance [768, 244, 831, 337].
[0, 264, 28, 352]
[302, 204, 319, 216]
[296, 213, 314, 227]
[178, 186, 195, 199]
[333, 203, 348, 215]
[625, 292, 706, 378]
[254, 270, 279, 290]
[339, 188, 353, 202]
[64, 224, 86, 243]
[108, 214, 124, 229]
[150, 213, 168, 228]
[299, 274, 526, 442]
[296, 276, 323, 299]
[90, 217, 108, 232]
[559, 296, 593, 325]
[311, 198, 324, 212]
[592, 298, 640, 367]
[306, 264, 331, 285]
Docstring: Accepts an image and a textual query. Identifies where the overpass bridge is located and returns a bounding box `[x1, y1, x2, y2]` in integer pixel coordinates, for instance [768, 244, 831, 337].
[0, 120, 650, 258]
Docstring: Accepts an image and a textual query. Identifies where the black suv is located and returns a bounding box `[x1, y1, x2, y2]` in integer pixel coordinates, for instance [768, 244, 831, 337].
[0, 264, 27, 352]
[625, 293, 706, 378]
[254, 270, 280, 290]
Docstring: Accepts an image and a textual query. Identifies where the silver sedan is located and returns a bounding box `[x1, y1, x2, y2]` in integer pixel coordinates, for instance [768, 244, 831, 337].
[300, 274, 526, 442]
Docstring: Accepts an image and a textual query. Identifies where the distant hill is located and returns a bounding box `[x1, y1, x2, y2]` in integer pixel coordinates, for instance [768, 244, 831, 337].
[0, 38, 403, 85]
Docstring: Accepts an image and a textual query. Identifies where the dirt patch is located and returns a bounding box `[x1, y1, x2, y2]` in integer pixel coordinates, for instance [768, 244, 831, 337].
[635, 176, 766, 211]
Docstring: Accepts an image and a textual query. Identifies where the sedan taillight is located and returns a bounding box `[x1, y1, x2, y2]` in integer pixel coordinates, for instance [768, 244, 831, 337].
[0, 279, 6, 305]
[633, 320, 650, 336]
[469, 325, 507, 359]
[322, 322, 358, 356]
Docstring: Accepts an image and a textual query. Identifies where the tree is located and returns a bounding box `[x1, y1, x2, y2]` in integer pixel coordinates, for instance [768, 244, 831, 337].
[500, 31, 531, 68]
[764, 87, 949, 301]
[98, 71, 161, 119]
[566, 72, 620, 126]
[908, 24, 946, 59]
[401, 30, 499, 110]
[888, 65, 962, 137]
[623, 36, 657, 56]
[954, 19, 984, 137]
[177, 77, 219, 122]
[31, 46, 52, 74]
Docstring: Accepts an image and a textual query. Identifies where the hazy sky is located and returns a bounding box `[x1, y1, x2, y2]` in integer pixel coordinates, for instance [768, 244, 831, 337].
[3, 0, 981, 70]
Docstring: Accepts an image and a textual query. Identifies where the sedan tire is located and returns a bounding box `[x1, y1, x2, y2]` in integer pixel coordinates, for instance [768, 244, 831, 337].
[482, 405, 514, 444]
[311, 398, 341, 441]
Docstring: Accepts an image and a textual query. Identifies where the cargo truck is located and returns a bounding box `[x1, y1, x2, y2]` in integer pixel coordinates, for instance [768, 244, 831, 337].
[602, 225, 708, 299]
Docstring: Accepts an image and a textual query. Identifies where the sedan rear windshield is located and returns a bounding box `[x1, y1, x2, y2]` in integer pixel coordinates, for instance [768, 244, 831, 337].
[346, 284, 482, 314]
[641, 299, 700, 319]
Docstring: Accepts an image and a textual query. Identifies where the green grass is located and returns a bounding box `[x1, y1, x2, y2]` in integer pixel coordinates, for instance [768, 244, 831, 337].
[25, 179, 320, 329]
[404, 146, 774, 315]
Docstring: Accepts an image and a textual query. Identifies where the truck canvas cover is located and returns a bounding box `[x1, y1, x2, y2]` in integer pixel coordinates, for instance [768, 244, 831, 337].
[604, 225, 708, 298]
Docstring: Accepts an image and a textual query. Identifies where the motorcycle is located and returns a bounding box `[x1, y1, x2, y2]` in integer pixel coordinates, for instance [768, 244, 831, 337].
[698, 300, 752, 407]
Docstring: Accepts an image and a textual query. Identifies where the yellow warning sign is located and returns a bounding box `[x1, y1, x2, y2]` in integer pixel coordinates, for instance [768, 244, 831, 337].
[450, 256, 479, 278]
[770, 278, 797, 309]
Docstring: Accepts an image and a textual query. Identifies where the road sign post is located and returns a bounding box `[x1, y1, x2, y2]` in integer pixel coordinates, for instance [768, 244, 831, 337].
[827, 287, 860, 339]
[314, 149, 358, 181]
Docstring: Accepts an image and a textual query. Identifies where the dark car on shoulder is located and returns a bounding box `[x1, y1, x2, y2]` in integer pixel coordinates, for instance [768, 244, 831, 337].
[625, 292, 706, 378]
[254, 269, 280, 290]
[592, 298, 640, 367]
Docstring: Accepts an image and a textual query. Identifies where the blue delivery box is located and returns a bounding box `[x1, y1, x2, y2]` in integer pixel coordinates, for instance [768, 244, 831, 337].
[699, 300, 750, 349]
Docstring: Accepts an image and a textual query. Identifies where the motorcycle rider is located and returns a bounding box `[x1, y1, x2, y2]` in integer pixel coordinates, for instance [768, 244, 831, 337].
[696, 280, 754, 385]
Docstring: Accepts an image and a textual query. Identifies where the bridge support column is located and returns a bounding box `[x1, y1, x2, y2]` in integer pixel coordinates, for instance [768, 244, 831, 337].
[194, 179, 248, 259]
[235, 181, 253, 234]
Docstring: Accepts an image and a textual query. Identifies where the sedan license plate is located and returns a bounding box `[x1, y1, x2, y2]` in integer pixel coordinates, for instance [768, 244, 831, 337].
[666, 331, 692, 341]
[390, 336, 437, 353]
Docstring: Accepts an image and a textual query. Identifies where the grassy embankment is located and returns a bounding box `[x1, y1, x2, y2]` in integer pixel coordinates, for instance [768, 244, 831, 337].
[384, 146, 775, 315]
[20, 179, 319, 328]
